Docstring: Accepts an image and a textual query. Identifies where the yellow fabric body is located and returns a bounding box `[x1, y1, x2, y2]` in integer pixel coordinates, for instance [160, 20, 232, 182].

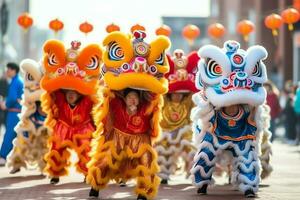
[87, 88, 163, 199]
[160, 93, 193, 131]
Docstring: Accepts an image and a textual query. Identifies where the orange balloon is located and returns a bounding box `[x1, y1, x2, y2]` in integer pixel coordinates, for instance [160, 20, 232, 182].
[281, 8, 300, 31]
[106, 23, 120, 33]
[182, 24, 200, 41]
[17, 13, 33, 30]
[79, 21, 93, 34]
[264, 14, 283, 36]
[49, 18, 64, 33]
[207, 23, 225, 39]
[155, 25, 172, 37]
[236, 20, 254, 41]
[130, 24, 145, 33]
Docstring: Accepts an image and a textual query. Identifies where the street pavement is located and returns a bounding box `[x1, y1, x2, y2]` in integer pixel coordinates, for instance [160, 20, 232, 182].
[0, 140, 300, 200]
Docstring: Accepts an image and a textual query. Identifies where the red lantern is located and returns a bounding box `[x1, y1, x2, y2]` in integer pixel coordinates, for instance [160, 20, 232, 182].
[182, 24, 200, 45]
[236, 20, 254, 41]
[294, 0, 300, 12]
[17, 13, 33, 30]
[155, 25, 172, 37]
[264, 14, 283, 36]
[79, 21, 93, 35]
[106, 23, 120, 33]
[49, 18, 64, 33]
[130, 24, 145, 33]
[207, 23, 225, 39]
[281, 8, 300, 31]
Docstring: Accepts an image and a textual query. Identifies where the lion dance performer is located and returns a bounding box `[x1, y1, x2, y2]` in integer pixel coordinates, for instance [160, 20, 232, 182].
[8, 59, 49, 174]
[155, 49, 199, 184]
[40, 40, 102, 184]
[190, 40, 269, 197]
[86, 30, 170, 200]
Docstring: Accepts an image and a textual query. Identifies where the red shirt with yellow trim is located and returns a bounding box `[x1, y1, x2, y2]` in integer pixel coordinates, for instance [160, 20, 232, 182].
[53, 90, 95, 140]
[109, 97, 152, 135]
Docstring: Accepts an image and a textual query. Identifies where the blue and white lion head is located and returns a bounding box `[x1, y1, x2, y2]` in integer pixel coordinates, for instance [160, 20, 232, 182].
[196, 40, 268, 107]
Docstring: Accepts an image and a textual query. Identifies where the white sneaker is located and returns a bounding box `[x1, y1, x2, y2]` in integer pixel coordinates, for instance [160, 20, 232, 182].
[0, 157, 6, 167]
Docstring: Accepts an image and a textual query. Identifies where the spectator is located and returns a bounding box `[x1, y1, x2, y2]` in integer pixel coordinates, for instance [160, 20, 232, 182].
[264, 81, 282, 142]
[282, 80, 297, 143]
[0, 63, 23, 166]
[294, 82, 300, 145]
[0, 74, 8, 134]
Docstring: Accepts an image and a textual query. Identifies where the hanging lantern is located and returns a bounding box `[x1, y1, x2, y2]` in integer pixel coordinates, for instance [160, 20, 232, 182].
[17, 13, 33, 30]
[264, 14, 283, 36]
[155, 25, 172, 37]
[130, 24, 145, 33]
[294, 0, 300, 12]
[106, 23, 120, 33]
[236, 20, 254, 42]
[49, 18, 64, 33]
[182, 24, 200, 45]
[207, 23, 225, 39]
[281, 8, 300, 31]
[79, 21, 93, 35]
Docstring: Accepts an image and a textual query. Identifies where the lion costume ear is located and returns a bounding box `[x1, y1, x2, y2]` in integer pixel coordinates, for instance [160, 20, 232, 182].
[186, 51, 200, 74]
[20, 59, 42, 82]
[147, 36, 170, 73]
[43, 40, 66, 72]
[77, 44, 103, 76]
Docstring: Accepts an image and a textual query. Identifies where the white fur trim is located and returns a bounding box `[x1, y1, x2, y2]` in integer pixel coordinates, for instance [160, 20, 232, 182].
[198, 45, 231, 76]
[205, 87, 266, 108]
[244, 46, 268, 76]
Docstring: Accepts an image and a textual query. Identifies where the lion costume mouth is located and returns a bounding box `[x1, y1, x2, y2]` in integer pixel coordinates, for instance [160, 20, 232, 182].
[103, 71, 168, 94]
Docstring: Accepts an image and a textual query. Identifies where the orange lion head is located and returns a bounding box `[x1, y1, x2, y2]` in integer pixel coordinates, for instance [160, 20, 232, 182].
[41, 40, 102, 95]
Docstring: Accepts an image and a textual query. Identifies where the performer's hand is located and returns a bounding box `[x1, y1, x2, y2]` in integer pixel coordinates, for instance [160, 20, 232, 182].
[0, 101, 6, 110]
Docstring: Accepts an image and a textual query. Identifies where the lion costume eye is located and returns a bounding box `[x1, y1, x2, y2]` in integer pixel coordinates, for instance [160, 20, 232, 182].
[252, 61, 262, 77]
[205, 58, 223, 78]
[47, 53, 58, 66]
[155, 53, 164, 65]
[87, 55, 99, 70]
[26, 73, 34, 81]
[108, 42, 124, 61]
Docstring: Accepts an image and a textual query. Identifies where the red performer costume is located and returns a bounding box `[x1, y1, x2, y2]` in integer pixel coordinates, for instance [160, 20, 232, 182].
[48, 90, 95, 175]
[40, 40, 102, 183]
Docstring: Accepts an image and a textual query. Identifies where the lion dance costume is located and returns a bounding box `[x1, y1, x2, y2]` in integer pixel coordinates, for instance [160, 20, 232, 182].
[155, 49, 199, 183]
[86, 30, 170, 200]
[41, 40, 102, 180]
[8, 59, 49, 173]
[190, 41, 270, 197]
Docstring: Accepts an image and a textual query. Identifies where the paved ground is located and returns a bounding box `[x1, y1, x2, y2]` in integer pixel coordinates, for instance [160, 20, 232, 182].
[0, 136, 300, 199]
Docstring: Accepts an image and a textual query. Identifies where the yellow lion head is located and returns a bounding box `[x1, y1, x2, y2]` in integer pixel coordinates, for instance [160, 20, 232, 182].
[102, 30, 171, 94]
[41, 40, 102, 95]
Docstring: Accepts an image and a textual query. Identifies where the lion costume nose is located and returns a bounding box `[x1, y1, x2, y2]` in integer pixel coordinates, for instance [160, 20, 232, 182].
[233, 71, 248, 88]
[66, 62, 78, 74]
[235, 71, 248, 80]
[133, 57, 147, 72]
